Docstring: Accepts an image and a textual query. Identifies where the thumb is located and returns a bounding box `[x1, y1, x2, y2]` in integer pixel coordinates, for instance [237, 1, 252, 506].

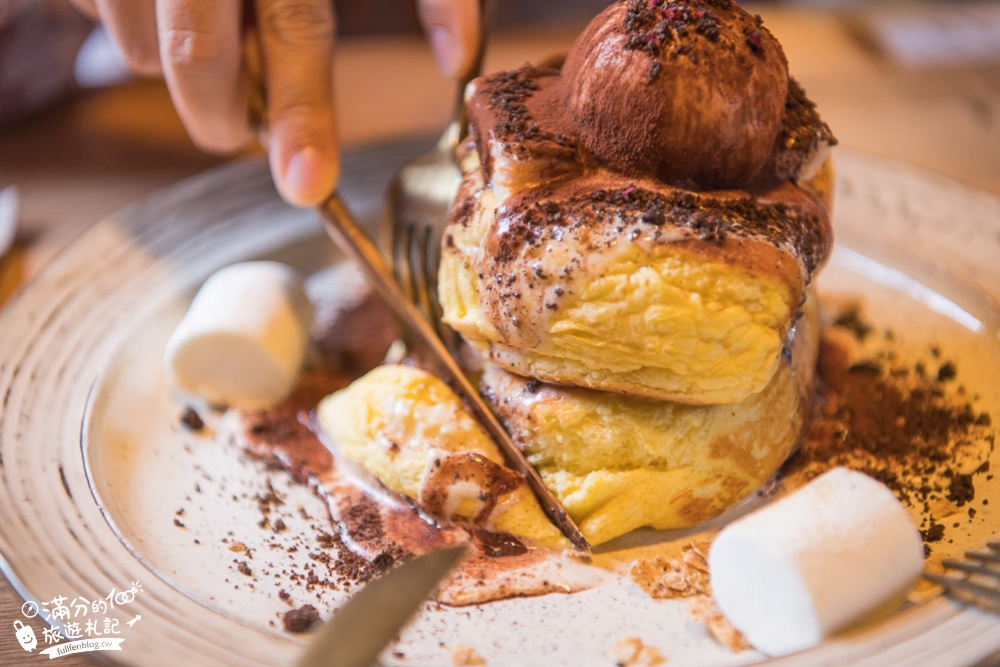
[417, 0, 481, 79]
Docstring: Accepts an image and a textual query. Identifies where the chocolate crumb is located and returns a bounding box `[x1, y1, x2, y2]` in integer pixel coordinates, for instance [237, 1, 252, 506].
[236, 560, 252, 577]
[922, 522, 945, 542]
[173, 518, 185, 529]
[832, 306, 873, 341]
[937, 362, 957, 383]
[283, 605, 321, 633]
[948, 473, 975, 506]
[180, 407, 205, 431]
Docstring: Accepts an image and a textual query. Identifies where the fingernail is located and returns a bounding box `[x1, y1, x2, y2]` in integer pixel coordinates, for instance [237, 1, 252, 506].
[282, 146, 337, 206]
[429, 26, 460, 78]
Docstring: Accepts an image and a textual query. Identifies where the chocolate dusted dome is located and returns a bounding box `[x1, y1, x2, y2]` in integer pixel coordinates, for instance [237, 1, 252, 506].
[563, 0, 789, 189]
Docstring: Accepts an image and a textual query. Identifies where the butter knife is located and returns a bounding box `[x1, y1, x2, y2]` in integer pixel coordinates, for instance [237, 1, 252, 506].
[294, 546, 467, 667]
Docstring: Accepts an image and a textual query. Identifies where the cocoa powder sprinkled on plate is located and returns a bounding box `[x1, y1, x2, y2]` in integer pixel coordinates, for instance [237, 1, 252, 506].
[776, 305, 995, 552]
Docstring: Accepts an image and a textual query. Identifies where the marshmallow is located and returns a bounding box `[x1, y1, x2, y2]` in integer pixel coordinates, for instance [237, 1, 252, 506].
[708, 467, 924, 657]
[165, 262, 314, 408]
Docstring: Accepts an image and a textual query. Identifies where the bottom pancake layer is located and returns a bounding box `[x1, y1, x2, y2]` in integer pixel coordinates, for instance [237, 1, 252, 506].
[482, 298, 819, 545]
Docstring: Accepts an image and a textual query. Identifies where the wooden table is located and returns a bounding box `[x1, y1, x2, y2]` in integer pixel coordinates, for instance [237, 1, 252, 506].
[1, 7, 999, 665]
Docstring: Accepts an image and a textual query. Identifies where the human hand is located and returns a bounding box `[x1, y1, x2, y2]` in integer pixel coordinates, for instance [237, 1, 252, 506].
[68, 0, 482, 206]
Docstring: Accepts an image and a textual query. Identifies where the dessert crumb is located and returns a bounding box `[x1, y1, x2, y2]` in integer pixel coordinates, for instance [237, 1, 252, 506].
[686, 597, 750, 653]
[613, 637, 667, 666]
[629, 541, 710, 599]
[282, 605, 320, 633]
[630, 541, 746, 654]
[180, 406, 205, 431]
[450, 644, 486, 666]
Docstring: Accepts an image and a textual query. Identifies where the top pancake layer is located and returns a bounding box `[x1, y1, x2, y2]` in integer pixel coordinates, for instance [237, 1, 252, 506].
[443, 0, 835, 405]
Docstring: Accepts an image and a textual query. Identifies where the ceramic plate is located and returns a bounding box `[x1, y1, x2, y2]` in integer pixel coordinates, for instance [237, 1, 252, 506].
[1, 139, 999, 667]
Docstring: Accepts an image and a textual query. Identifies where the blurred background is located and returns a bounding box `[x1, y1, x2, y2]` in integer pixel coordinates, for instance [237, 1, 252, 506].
[2, 0, 999, 177]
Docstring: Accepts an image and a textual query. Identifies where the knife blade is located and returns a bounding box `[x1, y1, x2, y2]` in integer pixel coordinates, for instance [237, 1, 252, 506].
[0, 186, 18, 260]
[294, 546, 468, 667]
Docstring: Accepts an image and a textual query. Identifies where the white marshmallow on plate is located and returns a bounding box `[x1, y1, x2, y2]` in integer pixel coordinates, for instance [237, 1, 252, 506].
[708, 467, 924, 657]
[165, 261, 314, 408]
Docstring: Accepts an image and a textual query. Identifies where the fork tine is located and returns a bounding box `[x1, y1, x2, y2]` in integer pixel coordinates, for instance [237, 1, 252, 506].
[924, 572, 1000, 606]
[410, 223, 434, 323]
[427, 279, 459, 356]
[967, 550, 1000, 564]
[422, 220, 461, 356]
[988, 542, 1000, 552]
[941, 559, 1000, 580]
[393, 212, 415, 304]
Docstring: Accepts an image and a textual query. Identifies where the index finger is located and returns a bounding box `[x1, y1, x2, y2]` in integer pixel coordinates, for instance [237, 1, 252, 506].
[255, 0, 338, 206]
[157, 0, 252, 152]
[417, 0, 482, 79]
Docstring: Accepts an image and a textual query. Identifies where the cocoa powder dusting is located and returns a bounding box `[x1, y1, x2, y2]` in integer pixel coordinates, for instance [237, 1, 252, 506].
[776, 305, 995, 553]
[476, 67, 578, 153]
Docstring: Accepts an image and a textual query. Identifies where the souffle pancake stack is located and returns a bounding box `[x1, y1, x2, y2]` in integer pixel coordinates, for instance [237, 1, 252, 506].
[321, 0, 836, 547]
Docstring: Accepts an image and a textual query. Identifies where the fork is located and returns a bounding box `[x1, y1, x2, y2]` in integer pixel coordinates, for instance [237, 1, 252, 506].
[924, 542, 1000, 610]
[379, 0, 491, 355]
